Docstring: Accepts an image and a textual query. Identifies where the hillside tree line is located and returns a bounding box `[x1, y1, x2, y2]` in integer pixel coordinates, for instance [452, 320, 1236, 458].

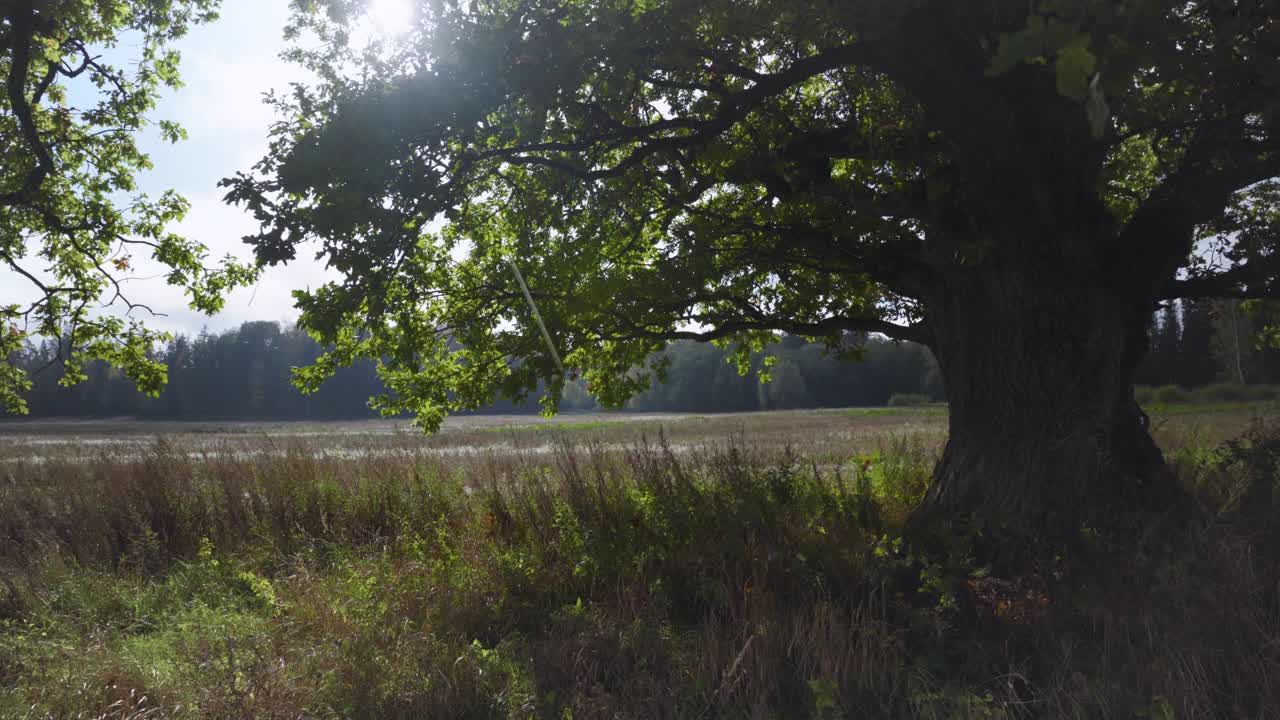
[8, 322, 940, 418]
[7, 299, 1273, 420]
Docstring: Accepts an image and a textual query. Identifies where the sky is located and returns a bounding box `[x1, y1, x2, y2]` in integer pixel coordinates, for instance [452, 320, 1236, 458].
[130, 0, 317, 334]
[3, 0, 415, 337]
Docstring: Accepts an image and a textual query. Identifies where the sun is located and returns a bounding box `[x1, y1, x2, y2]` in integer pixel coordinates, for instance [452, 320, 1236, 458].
[368, 0, 414, 37]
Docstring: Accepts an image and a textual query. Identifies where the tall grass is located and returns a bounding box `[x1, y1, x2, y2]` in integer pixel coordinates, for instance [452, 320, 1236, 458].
[1, 419, 1277, 719]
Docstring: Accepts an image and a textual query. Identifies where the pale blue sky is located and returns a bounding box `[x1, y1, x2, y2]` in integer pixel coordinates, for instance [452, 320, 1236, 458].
[4, 1, 409, 336]
[125, 0, 327, 334]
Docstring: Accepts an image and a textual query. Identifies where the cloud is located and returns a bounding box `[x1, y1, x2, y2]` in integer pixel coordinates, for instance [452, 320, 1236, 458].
[2, 0, 335, 337]
[169, 55, 302, 138]
[166, 188, 337, 333]
[129, 0, 331, 334]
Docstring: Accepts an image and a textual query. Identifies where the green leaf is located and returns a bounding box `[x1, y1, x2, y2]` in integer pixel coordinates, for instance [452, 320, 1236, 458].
[1055, 36, 1097, 101]
[987, 16, 1046, 77]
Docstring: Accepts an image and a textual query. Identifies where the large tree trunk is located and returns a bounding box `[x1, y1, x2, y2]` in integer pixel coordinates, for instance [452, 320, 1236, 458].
[915, 261, 1186, 536]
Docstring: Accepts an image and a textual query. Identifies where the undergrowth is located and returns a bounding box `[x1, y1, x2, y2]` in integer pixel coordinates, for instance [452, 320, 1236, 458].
[0, 422, 1277, 719]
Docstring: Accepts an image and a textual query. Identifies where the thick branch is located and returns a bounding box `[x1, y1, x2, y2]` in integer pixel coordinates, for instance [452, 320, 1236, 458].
[472, 43, 873, 181]
[0, 0, 55, 206]
[1115, 115, 1280, 293]
[610, 315, 930, 345]
[1161, 260, 1280, 300]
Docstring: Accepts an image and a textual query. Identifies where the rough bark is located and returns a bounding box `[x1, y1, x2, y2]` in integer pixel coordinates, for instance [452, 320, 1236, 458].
[914, 257, 1187, 537]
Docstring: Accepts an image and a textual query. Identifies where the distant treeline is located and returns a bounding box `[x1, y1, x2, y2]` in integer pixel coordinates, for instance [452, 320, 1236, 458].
[6, 299, 1276, 419]
[1136, 299, 1280, 388]
[624, 335, 943, 412]
[9, 322, 942, 419]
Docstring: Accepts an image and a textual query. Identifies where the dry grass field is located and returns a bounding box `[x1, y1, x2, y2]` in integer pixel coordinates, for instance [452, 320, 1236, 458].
[1, 403, 1277, 719]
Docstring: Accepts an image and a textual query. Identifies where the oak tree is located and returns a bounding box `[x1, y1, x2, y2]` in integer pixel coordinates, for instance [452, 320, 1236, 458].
[0, 0, 255, 413]
[225, 0, 1280, 529]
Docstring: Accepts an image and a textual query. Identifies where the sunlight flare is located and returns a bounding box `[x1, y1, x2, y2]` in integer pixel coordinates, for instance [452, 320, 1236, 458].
[368, 0, 414, 37]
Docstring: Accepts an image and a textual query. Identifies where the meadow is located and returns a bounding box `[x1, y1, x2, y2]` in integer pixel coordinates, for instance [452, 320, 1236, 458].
[1, 404, 1277, 719]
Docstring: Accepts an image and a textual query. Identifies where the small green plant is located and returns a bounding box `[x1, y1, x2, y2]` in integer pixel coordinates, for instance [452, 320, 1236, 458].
[233, 570, 277, 611]
[888, 393, 932, 407]
[1193, 383, 1254, 403]
[808, 677, 841, 719]
[1152, 384, 1192, 404]
[1137, 695, 1176, 720]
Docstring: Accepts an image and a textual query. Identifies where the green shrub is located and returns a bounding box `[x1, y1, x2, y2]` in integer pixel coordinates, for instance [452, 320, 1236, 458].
[887, 393, 931, 407]
[1151, 384, 1192, 404]
[1246, 385, 1280, 402]
[1143, 383, 1277, 406]
[1192, 383, 1253, 403]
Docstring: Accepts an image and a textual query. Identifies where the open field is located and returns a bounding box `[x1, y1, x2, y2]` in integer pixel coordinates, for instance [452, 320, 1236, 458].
[0, 402, 1265, 465]
[0, 408, 953, 471]
[2, 404, 1278, 719]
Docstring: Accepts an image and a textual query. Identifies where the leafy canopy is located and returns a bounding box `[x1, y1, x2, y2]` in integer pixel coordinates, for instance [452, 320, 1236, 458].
[0, 0, 256, 414]
[226, 0, 1280, 430]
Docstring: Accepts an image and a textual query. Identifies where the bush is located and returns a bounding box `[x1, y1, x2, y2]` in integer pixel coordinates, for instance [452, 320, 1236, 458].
[1221, 415, 1280, 521]
[1141, 383, 1278, 406]
[1151, 384, 1192, 404]
[887, 393, 931, 407]
[1192, 383, 1253, 403]
[1246, 385, 1280, 402]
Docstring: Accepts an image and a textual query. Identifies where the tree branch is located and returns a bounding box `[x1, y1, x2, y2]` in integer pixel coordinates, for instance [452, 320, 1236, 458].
[0, 250, 74, 298]
[1115, 114, 1280, 293]
[0, 0, 55, 207]
[1160, 260, 1280, 300]
[605, 315, 931, 345]
[471, 42, 873, 181]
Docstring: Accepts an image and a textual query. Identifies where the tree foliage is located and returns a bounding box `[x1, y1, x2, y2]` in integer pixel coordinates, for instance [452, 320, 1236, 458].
[0, 0, 256, 414]
[223, 1, 1279, 436]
